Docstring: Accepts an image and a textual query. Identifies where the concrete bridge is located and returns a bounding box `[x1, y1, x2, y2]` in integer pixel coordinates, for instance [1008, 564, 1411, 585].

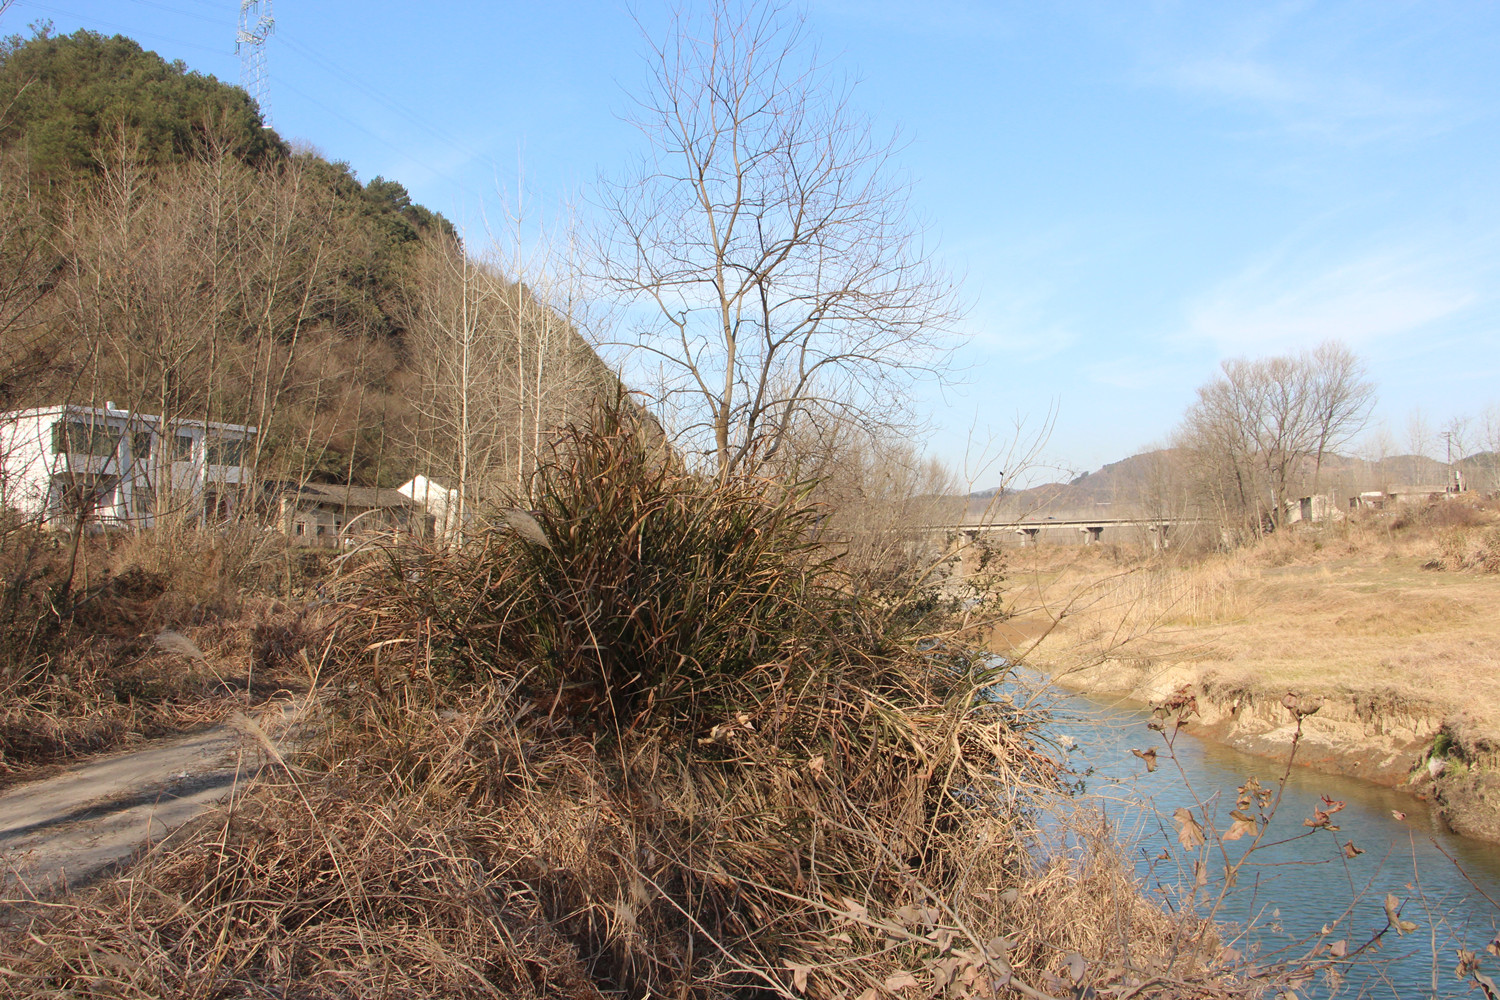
[924, 515, 1203, 550]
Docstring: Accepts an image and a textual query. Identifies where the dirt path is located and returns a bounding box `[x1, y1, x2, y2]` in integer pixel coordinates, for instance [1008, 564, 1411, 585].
[1, 701, 310, 900]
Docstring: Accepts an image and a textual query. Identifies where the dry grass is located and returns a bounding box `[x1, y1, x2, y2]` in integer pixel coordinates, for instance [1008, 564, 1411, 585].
[995, 505, 1500, 745]
[0, 406, 1264, 999]
[0, 522, 325, 783]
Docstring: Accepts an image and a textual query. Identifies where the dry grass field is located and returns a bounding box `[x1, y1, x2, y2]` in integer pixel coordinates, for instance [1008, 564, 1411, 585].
[991, 501, 1500, 749]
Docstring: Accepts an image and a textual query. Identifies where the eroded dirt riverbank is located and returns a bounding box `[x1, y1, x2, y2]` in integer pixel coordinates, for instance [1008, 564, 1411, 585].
[989, 527, 1500, 843]
[1043, 661, 1500, 842]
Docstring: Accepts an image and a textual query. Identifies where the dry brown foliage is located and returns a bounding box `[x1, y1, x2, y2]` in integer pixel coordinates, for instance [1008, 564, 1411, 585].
[0, 522, 325, 782]
[0, 407, 1259, 998]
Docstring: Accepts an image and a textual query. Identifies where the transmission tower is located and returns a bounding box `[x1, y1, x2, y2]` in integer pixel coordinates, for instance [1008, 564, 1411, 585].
[236, 0, 275, 127]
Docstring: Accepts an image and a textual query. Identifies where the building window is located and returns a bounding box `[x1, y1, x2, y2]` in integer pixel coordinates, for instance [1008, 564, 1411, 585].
[315, 525, 326, 537]
[206, 437, 244, 467]
[131, 431, 152, 462]
[55, 474, 119, 517]
[170, 433, 194, 462]
[294, 523, 305, 536]
[52, 420, 118, 457]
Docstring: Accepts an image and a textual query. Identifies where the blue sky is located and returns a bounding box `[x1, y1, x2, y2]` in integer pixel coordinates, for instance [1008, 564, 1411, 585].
[8, 1, 1499, 484]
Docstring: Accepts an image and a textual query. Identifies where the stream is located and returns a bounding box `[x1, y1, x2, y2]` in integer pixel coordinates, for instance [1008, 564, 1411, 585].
[1036, 680, 1500, 998]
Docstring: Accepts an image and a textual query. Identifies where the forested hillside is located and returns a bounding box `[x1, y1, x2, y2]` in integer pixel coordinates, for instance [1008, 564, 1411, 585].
[0, 27, 609, 492]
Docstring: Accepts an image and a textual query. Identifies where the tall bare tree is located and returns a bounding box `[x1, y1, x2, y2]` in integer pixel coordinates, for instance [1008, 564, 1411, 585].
[596, 0, 958, 478]
[1307, 340, 1376, 497]
[1179, 340, 1375, 541]
[407, 228, 610, 514]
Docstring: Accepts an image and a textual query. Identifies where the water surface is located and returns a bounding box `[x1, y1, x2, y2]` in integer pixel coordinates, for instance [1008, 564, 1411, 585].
[1036, 680, 1500, 998]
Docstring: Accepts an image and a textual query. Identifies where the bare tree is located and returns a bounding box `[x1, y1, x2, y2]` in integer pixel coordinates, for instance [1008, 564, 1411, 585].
[1307, 340, 1376, 496]
[595, 0, 958, 478]
[1477, 404, 1500, 490]
[1406, 407, 1434, 483]
[407, 222, 611, 516]
[1179, 341, 1375, 541]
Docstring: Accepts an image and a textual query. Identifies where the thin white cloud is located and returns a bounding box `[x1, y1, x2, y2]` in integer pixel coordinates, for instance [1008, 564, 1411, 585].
[1086, 355, 1203, 392]
[948, 227, 1101, 364]
[1167, 56, 1450, 143]
[815, 0, 1016, 44]
[960, 296, 1078, 365]
[1182, 241, 1488, 356]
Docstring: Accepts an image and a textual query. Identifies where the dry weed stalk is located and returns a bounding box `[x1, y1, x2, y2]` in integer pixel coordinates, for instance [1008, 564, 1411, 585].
[2, 405, 1269, 998]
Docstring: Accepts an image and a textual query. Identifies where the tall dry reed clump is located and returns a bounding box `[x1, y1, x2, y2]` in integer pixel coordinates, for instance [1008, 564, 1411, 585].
[2, 405, 1242, 999]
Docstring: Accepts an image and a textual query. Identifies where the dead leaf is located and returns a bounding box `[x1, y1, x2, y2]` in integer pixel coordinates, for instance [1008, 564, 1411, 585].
[1063, 952, 1086, 985]
[782, 960, 811, 993]
[1131, 748, 1158, 772]
[1486, 933, 1500, 957]
[1321, 795, 1346, 814]
[1328, 940, 1347, 958]
[1342, 840, 1365, 859]
[883, 971, 920, 991]
[1304, 806, 1340, 831]
[926, 956, 959, 988]
[1457, 949, 1481, 979]
[1173, 807, 1205, 851]
[1222, 809, 1258, 841]
[1194, 858, 1208, 887]
[807, 754, 825, 775]
[1384, 894, 1419, 935]
[1476, 971, 1500, 1000]
[1391, 809, 1407, 821]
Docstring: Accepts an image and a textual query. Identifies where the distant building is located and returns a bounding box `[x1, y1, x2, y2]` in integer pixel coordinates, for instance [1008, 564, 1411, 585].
[1286, 494, 1344, 524]
[0, 404, 255, 526]
[273, 482, 428, 547]
[398, 475, 465, 545]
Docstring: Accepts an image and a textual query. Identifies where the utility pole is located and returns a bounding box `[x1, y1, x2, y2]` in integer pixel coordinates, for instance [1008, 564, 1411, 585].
[237, 1, 275, 128]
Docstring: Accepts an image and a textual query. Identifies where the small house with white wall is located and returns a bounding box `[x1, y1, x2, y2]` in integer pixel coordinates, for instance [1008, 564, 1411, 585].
[398, 475, 465, 545]
[0, 404, 256, 526]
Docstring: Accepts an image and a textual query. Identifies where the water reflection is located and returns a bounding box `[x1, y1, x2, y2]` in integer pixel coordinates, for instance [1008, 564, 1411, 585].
[1036, 679, 1500, 999]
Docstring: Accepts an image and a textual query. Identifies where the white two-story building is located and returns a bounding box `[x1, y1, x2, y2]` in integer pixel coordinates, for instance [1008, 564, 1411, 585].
[0, 403, 257, 526]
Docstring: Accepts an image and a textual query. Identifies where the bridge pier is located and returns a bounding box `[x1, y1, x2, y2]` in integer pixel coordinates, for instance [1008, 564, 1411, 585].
[1148, 523, 1170, 551]
[945, 528, 984, 578]
[1015, 527, 1040, 546]
[1079, 525, 1104, 545]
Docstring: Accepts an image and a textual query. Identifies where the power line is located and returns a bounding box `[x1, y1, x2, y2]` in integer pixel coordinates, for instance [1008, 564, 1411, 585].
[11, 0, 227, 55]
[274, 75, 472, 196]
[121, 0, 223, 26]
[276, 35, 503, 181]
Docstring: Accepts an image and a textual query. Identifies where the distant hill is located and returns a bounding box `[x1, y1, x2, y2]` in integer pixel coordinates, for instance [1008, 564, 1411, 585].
[968, 449, 1489, 522]
[0, 27, 613, 492]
